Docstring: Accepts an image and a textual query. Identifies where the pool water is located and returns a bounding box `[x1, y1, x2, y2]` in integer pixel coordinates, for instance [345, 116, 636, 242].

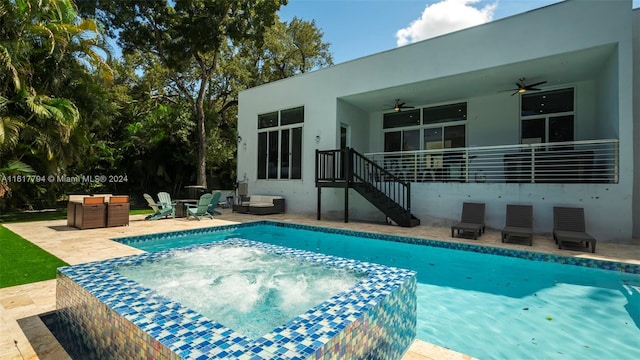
[116, 246, 362, 339]
[120, 223, 640, 360]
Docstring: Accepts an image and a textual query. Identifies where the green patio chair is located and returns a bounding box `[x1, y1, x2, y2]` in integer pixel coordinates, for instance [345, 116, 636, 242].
[157, 191, 176, 219]
[207, 191, 223, 216]
[186, 193, 214, 220]
[143, 193, 173, 220]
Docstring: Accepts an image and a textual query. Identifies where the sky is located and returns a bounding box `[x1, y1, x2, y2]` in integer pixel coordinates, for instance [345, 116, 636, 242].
[278, 0, 640, 64]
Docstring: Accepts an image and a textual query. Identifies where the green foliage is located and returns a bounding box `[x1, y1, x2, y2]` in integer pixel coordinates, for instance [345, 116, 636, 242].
[0, 0, 112, 208]
[78, 0, 288, 187]
[1, 0, 334, 211]
[0, 225, 68, 288]
[248, 16, 333, 84]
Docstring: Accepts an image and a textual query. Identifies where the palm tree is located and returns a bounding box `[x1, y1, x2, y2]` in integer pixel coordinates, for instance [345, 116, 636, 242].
[0, 0, 111, 201]
[0, 160, 34, 198]
[0, 0, 111, 162]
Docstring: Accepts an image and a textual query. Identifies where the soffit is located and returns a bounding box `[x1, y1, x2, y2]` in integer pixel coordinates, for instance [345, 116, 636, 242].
[340, 44, 617, 112]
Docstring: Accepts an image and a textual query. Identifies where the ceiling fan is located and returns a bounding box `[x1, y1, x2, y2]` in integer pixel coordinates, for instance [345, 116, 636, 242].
[385, 99, 415, 112]
[505, 78, 548, 96]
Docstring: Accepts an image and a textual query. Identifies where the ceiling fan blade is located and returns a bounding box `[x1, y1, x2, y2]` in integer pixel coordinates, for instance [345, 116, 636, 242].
[511, 90, 519, 96]
[527, 81, 547, 88]
[528, 87, 541, 91]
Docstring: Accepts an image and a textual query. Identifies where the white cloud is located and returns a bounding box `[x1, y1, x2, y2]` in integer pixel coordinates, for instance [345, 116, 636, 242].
[396, 0, 497, 46]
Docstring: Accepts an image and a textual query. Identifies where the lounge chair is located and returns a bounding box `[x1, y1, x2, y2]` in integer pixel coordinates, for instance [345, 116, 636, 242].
[157, 191, 176, 219]
[207, 191, 223, 215]
[501, 204, 533, 246]
[143, 193, 173, 220]
[553, 206, 596, 253]
[451, 202, 486, 239]
[186, 193, 214, 220]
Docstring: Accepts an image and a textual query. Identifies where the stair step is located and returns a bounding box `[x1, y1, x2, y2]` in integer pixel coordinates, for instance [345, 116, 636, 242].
[333, 162, 420, 227]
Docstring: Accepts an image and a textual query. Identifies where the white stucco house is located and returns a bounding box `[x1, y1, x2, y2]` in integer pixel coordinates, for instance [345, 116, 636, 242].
[237, 0, 640, 242]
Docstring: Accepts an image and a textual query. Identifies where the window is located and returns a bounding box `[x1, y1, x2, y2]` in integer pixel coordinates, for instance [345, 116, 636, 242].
[257, 107, 303, 180]
[258, 112, 278, 129]
[383, 109, 420, 129]
[383, 102, 467, 152]
[423, 102, 466, 124]
[521, 88, 574, 143]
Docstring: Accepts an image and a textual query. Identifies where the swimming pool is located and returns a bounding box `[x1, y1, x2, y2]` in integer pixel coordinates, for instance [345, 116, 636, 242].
[118, 221, 640, 360]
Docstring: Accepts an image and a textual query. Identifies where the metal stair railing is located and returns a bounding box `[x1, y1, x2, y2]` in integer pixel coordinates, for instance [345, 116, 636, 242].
[316, 149, 346, 183]
[348, 148, 411, 214]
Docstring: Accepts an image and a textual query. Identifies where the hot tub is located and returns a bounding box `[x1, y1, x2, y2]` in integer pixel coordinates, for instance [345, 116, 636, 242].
[56, 239, 417, 359]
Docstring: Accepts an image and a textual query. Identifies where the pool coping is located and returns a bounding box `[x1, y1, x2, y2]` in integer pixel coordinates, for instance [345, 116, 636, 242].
[114, 220, 640, 275]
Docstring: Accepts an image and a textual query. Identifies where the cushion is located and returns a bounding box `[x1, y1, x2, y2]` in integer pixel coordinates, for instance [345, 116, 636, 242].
[83, 196, 105, 205]
[249, 195, 282, 203]
[69, 194, 89, 202]
[248, 202, 274, 208]
[109, 196, 129, 204]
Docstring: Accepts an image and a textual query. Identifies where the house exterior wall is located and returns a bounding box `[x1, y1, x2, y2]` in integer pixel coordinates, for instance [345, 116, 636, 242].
[238, 0, 637, 241]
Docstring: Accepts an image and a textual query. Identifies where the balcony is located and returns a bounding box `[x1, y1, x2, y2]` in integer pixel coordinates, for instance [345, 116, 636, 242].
[365, 139, 618, 184]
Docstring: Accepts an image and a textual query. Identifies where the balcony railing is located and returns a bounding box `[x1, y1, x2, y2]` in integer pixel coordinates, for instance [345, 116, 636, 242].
[365, 139, 619, 184]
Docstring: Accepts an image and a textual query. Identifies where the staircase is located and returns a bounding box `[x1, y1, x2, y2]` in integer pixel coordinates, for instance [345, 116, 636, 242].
[316, 148, 420, 227]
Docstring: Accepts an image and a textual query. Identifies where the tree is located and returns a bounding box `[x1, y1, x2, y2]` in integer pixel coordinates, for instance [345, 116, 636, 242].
[0, 0, 112, 204]
[79, 0, 288, 188]
[248, 16, 333, 85]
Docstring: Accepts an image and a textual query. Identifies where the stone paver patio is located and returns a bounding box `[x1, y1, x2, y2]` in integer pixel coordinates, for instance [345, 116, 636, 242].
[2, 209, 639, 360]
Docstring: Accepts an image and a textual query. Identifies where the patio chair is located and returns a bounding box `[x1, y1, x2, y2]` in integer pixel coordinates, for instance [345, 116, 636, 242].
[501, 204, 533, 246]
[207, 191, 223, 216]
[553, 206, 596, 253]
[451, 202, 486, 239]
[143, 193, 173, 220]
[186, 193, 214, 220]
[157, 191, 176, 219]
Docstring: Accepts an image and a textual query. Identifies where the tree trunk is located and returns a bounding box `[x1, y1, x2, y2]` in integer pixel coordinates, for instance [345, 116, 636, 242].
[196, 97, 207, 188]
[193, 52, 215, 189]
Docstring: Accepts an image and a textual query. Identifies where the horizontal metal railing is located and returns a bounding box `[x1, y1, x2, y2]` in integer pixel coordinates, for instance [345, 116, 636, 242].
[365, 139, 619, 184]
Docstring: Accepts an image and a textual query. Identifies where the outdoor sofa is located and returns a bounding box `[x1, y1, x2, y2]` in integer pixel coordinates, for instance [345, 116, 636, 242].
[232, 195, 285, 215]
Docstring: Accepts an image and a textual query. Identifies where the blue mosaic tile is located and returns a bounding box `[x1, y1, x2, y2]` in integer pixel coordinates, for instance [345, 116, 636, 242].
[57, 239, 417, 359]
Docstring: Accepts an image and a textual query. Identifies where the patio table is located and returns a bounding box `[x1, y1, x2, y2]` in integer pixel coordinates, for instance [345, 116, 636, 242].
[174, 199, 198, 218]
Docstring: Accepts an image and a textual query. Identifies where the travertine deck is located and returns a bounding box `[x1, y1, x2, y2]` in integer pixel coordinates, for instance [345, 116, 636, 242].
[2, 209, 638, 360]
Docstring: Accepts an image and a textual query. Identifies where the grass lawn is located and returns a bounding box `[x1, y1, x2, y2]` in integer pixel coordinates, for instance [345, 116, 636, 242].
[0, 208, 152, 288]
[0, 225, 68, 288]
